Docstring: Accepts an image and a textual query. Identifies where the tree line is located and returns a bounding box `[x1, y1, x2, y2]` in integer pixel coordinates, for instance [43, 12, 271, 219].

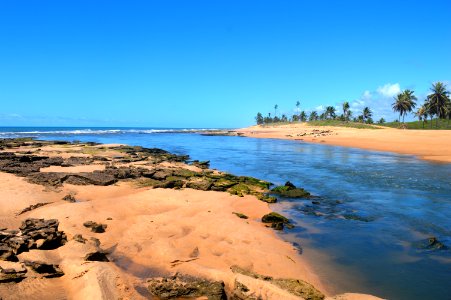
[255, 82, 451, 128]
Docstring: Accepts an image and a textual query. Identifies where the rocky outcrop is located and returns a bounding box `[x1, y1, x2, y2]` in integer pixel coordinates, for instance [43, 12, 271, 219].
[147, 273, 227, 300]
[230, 265, 324, 300]
[412, 237, 448, 251]
[271, 181, 311, 198]
[23, 261, 64, 278]
[83, 221, 107, 233]
[261, 212, 293, 230]
[0, 219, 67, 262]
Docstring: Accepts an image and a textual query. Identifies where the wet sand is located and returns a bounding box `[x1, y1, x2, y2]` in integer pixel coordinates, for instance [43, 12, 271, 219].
[236, 123, 451, 163]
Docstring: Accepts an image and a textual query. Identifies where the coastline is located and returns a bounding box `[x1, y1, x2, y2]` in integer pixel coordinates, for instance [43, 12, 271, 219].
[234, 123, 451, 163]
[0, 138, 380, 299]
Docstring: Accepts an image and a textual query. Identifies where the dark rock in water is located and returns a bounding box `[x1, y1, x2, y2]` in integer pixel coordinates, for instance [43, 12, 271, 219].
[62, 194, 77, 202]
[256, 194, 277, 203]
[261, 212, 289, 224]
[284, 181, 296, 189]
[342, 214, 374, 222]
[192, 160, 210, 169]
[24, 261, 64, 278]
[83, 221, 107, 233]
[230, 265, 324, 300]
[17, 202, 52, 215]
[261, 212, 292, 231]
[147, 273, 226, 300]
[84, 250, 109, 262]
[0, 264, 27, 283]
[413, 237, 448, 251]
[73, 234, 87, 243]
[271, 182, 311, 198]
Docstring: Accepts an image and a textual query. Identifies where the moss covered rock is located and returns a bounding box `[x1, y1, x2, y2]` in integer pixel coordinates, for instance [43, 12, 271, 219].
[271, 181, 311, 198]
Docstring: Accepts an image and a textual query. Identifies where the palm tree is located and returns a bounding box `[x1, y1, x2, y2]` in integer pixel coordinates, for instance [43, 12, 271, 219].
[392, 89, 417, 123]
[274, 104, 278, 118]
[342, 101, 350, 121]
[309, 111, 318, 121]
[427, 82, 450, 128]
[325, 106, 336, 119]
[362, 107, 372, 123]
[300, 111, 307, 122]
[415, 105, 427, 128]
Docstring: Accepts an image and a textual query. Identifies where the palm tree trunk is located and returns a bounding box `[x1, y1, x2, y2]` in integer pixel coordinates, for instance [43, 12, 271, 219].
[436, 108, 439, 128]
[422, 119, 424, 128]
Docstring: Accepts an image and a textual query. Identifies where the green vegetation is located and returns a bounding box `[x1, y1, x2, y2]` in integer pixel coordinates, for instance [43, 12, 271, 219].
[254, 82, 451, 129]
[381, 118, 450, 130]
[307, 120, 380, 129]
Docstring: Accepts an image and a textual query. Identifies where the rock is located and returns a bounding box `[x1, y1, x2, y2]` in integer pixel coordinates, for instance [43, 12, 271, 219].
[233, 212, 249, 219]
[73, 234, 87, 243]
[0, 264, 27, 283]
[211, 178, 237, 191]
[261, 212, 292, 231]
[230, 265, 324, 300]
[62, 194, 77, 202]
[24, 261, 64, 278]
[147, 273, 226, 300]
[152, 169, 173, 180]
[26, 172, 68, 186]
[192, 160, 210, 169]
[84, 250, 109, 262]
[256, 194, 277, 203]
[271, 278, 325, 300]
[228, 183, 251, 197]
[17, 202, 52, 215]
[271, 182, 311, 198]
[261, 212, 289, 224]
[342, 214, 374, 222]
[412, 236, 448, 251]
[186, 179, 213, 191]
[19, 218, 67, 250]
[0, 245, 18, 261]
[65, 172, 117, 186]
[83, 221, 107, 233]
[155, 179, 184, 189]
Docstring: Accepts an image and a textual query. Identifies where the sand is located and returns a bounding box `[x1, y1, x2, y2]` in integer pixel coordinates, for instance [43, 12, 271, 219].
[0, 141, 382, 300]
[236, 123, 451, 163]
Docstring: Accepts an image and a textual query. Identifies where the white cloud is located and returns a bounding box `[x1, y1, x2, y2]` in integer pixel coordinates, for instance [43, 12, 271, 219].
[315, 105, 324, 112]
[376, 83, 401, 97]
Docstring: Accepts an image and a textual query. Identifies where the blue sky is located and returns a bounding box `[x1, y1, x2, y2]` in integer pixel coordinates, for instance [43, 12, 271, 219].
[0, 1, 450, 128]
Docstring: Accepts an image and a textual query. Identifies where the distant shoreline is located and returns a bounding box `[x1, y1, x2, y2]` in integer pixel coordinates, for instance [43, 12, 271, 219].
[234, 123, 451, 163]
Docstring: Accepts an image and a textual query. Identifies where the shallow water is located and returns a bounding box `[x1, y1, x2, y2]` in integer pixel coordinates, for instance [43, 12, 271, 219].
[1, 128, 451, 299]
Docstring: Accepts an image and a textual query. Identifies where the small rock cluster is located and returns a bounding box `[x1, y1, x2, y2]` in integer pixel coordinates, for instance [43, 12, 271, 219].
[0, 218, 67, 283]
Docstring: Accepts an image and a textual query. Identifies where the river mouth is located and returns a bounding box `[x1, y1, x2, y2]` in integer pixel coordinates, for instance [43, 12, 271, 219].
[2, 129, 450, 299]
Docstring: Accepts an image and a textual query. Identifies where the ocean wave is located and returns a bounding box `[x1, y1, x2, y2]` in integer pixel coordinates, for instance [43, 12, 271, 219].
[0, 128, 219, 137]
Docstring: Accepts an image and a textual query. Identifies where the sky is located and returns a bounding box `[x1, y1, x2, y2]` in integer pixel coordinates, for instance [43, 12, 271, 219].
[0, 1, 450, 128]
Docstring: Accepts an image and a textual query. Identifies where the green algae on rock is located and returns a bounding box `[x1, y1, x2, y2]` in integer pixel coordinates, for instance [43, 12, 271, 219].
[271, 181, 311, 198]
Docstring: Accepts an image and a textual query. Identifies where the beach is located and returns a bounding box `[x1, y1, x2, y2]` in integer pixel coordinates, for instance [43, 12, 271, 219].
[236, 123, 451, 163]
[0, 138, 381, 300]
